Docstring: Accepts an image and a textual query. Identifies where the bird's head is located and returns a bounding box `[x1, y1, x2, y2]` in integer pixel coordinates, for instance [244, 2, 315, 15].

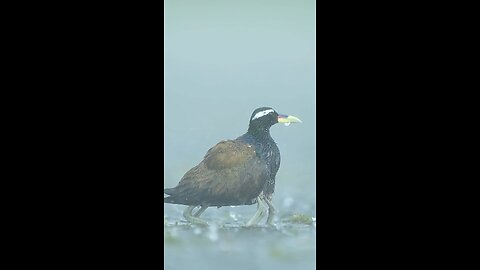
[248, 107, 302, 134]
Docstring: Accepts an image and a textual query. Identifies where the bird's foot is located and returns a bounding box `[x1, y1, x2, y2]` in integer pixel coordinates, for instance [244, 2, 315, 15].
[183, 206, 209, 226]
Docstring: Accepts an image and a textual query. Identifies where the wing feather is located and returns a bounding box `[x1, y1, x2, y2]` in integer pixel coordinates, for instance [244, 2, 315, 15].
[165, 140, 269, 206]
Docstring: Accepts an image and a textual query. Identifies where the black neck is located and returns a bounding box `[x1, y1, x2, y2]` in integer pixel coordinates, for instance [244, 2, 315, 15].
[247, 125, 272, 142]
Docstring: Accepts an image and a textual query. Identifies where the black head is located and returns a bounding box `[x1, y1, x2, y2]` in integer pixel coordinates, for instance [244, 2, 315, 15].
[247, 107, 302, 135]
[249, 107, 279, 129]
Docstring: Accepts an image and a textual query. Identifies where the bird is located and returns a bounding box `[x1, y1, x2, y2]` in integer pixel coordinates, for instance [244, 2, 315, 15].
[164, 107, 301, 226]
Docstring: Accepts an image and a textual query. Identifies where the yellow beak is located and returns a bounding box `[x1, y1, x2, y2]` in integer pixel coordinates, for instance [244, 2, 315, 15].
[277, 114, 302, 124]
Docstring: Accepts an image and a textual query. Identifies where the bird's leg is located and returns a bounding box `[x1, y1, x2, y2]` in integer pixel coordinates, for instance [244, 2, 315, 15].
[193, 205, 208, 217]
[246, 196, 268, 227]
[257, 195, 267, 221]
[264, 196, 277, 225]
[183, 206, 209, 226]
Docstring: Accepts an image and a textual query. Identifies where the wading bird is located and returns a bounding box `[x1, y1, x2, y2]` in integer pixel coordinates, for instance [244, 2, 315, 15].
[164, 107, 301, 226]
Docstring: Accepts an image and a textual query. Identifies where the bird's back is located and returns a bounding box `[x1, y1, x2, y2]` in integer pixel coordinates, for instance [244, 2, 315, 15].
[164, 140, 269, 207]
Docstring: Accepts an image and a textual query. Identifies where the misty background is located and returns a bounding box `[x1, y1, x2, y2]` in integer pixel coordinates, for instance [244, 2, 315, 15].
[164, 0, 316, 206]
[164, 1, 316, 269]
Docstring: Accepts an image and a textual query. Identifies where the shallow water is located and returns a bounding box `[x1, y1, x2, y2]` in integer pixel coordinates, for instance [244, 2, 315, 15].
[164, 204, 316, 270]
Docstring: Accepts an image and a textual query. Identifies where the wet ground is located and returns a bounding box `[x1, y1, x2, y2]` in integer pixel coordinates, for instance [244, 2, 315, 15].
[164, 200, 316, 270]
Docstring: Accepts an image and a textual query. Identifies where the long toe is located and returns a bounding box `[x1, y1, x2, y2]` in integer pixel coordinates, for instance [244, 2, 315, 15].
[185, 215, 209, 226]
[183, 206, 209, 226]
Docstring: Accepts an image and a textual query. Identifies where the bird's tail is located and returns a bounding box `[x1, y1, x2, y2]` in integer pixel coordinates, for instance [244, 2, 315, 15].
[164, 196, 178, 204]
[164, 188, 177, 204]
[164, 188, 176, 195]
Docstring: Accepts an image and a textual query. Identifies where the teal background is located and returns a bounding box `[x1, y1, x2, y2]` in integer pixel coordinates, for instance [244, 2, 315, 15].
[164, 1, 316, 269]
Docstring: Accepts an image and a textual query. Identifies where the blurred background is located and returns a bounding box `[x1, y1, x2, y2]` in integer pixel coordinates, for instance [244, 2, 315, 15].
[164, 0, 315, 269]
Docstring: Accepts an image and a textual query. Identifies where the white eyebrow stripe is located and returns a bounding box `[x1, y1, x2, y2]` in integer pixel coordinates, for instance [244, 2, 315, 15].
[252, 109, 274, 120]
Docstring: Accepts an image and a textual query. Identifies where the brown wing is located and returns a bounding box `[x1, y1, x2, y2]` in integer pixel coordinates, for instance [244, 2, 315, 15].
[203, 140, 256, 170]
[164, 140, 269, 206]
